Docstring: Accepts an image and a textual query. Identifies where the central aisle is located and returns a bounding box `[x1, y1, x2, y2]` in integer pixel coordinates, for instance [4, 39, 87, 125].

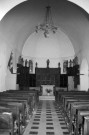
[23, 100, 69, 135]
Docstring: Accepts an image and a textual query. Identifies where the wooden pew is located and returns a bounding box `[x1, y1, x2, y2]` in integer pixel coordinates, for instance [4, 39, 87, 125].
[1, 90, 39, 109]
[76, 109, 89, 135]
[0, 89, 39, 135]
[0, 97, 34, 135]
[70, 103, 89, 134]
[5, 89, 39, 102]
[0, 98, 31, 121]
[57, 92, 89, 134]
[56, 91, 87, 102]
[0, 104, 20, 135]
[83, 116, 89, 135]
[0, 93, 36, 114]
[0, 90, 39, 120]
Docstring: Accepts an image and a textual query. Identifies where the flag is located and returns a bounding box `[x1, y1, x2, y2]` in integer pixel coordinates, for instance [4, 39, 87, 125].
[8, 52, 13, 73]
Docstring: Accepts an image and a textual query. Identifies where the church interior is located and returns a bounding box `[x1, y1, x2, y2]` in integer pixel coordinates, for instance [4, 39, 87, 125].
[0, 0, 89, 135]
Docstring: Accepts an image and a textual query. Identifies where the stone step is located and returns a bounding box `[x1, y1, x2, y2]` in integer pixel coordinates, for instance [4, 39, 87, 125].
[39, 96, 55, 100]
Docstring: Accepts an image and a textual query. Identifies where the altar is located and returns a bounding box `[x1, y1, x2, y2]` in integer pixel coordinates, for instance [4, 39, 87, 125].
[41, 85, 55, 96]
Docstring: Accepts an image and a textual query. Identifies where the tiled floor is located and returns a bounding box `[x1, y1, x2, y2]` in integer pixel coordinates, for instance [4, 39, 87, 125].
[23, 101, 69, 135]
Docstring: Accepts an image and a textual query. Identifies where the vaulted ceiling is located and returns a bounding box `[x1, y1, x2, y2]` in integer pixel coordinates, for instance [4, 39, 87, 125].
[0, 0, 89, 21]
[0, 0, 89, 59]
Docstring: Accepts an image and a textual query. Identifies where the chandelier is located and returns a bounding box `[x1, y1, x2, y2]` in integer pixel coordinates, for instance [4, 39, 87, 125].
[35, 6, 57, 38]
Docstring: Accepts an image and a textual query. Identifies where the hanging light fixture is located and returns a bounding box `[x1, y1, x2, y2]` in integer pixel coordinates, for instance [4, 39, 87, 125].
[35, 6, 57, 38]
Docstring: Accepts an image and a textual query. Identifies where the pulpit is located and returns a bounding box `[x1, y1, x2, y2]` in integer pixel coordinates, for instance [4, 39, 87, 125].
[41, 85, 55, 96]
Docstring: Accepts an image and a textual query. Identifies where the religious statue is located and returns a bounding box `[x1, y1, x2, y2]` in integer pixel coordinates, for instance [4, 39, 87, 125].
[63, 60, 68, 72]
[73, 56, 78, 66]
[58, 62, 60, 68]
[35, 62, 38, 68]
[29, 60, 33, 72]
[21, 57, 24, 66]
[18, 55, 22, 64]
[69, 59, 73, 67]
[46, 59, 50, 68]
[25, 59, 28, 67]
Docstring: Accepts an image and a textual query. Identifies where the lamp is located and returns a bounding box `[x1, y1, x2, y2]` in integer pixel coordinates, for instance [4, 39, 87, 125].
[35, 6, 57, 38]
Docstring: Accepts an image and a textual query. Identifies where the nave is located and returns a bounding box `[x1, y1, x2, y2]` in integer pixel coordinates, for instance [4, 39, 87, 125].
[23, 100, 69, 135]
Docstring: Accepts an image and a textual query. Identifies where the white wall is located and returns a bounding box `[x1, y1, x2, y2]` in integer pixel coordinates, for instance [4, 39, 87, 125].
[80, 58, 88, 91]
[22, 29, 75, 72]
[0, 36, 8, 92]
[5, 69, 17, 90]
[22, 30, 75, 58]
[0, 34, 17, 91]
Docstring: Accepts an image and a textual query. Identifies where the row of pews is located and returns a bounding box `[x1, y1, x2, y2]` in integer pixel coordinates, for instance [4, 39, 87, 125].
[0, 89, 39, 135]
[55, 90, 89, 135]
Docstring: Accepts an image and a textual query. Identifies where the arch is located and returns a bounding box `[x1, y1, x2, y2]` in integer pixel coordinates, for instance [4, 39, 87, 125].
[0, 0, 89, 21]
[68, 0, 89, 14]
[22, 29, 75, 58]
[0, 0, 89, 73]
[0, 0, 27, 20]
[0, 0, 89, 56]
[80, 58, 89, 91]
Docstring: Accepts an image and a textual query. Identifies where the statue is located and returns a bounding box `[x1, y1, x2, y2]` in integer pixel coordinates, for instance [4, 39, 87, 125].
[66, 60, 68, 67]
[35, 62, 38, 68]
[47, 59, 50, 68]
[21, 57, 24, 66]
[73, 56, 78, 65]
[18, 55, 21, 64]
[25, 59, 28, 67]
[69, 59, 73, 67]
[29, 60, 33, 72]
[63, 60, 68, 72]
[58, 62, 60, 68]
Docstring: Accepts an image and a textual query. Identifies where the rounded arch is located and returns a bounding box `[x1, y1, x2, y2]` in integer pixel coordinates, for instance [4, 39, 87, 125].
[80, 58, 89, 91]
[0, 0, 89, 21]
[22, 29, 75, 58]
[0, 0, 89, 69]
[0, 0, 89, 53]
[68, 0, 89, 14]
[0, 0, 27, 21]
[0, 0, 89, 91]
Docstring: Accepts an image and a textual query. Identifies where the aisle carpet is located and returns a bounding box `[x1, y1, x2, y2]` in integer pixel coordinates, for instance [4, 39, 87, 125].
[23, 101, 69, 135]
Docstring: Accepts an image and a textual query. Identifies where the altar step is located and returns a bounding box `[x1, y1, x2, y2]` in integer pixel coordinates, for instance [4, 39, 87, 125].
[39, 96, 55, 100]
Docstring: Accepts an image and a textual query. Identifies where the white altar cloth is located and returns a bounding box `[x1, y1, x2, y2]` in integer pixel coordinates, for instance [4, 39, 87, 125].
[41, 85, 54, 96]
